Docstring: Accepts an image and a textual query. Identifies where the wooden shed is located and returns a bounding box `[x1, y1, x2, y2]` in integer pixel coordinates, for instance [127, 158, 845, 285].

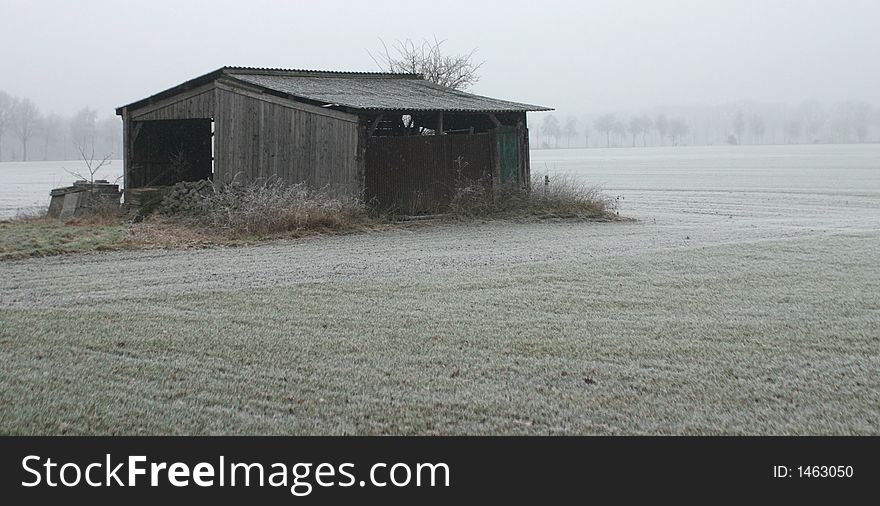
[116, 66, 551, 213]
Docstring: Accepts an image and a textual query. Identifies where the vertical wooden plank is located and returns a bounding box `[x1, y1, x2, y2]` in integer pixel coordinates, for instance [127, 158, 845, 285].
[121, 109, 131, 200]
[357, 123, 367, 199]
[521, 126, 531, 187]
[131, 89, 215, 121]
[259, 101, 269, 180]
[212, 85, 360, 193]
[213, 87, 222, 182]
[490, 129, 501, 188]
[309, 113, 319, 187]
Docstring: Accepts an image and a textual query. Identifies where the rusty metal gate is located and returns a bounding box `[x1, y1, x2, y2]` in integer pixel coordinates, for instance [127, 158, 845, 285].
[365, 133, 496, 214]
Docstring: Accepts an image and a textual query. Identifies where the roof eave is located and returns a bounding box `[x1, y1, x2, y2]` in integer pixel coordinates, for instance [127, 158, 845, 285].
[343, 107, 554, 113]
[115, 66, 554, 116]
[116, 67, 228, 115]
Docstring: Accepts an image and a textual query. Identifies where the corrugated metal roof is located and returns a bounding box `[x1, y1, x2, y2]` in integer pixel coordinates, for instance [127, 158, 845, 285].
[224, 68, 552, 113]
[222, 66, 421, 77]
[117, 67, 553, 114]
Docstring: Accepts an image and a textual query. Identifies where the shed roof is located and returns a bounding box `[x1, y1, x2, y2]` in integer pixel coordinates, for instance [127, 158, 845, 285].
[117, 67, 552, 114]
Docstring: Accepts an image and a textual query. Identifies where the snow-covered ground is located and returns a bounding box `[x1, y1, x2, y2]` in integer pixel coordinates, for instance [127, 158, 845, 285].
[2, 144, 879, 218]
[1, 144, 878, 434]
[0, 159, 123, 218]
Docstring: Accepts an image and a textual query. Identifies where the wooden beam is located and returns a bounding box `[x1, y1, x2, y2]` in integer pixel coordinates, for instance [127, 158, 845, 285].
[491, 129, 502, 187]
[437, 111, 444, 135]
[367, 114, 383, 137]
[122, 109, 130, 198]
[215, 79, 359, 123]
[129, 83, 215, 119]
[487, 113, 502, 128]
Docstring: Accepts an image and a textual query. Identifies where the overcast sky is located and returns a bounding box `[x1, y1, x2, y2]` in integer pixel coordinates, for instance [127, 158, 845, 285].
[2, 0, 879, 118]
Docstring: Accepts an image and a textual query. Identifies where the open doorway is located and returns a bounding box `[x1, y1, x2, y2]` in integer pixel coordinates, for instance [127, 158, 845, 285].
[128, 119, 213, 188]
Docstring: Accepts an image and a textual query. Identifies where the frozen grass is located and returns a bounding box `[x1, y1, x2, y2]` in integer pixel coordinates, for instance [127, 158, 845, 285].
[0, 218, 877, 434]
[0, 212, 226, 260]
[0, 214, 128, 260]
[1, 150, 878, 434]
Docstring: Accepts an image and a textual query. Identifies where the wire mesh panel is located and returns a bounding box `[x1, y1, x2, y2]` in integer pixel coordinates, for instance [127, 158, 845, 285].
[365, 133, 494, 214]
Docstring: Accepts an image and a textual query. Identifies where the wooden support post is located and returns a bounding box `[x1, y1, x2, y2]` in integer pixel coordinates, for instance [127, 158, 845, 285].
[437, 111, 444, 135]
[356, 123, 368, 200]
[121, 109, 130, 200]
[367, 114, 383, 137]
[490, 129, 502, 188]
[487, 113, 502, 128]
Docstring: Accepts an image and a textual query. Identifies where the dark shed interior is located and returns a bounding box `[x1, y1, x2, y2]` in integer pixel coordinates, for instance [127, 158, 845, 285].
[128, 119, 212, 187]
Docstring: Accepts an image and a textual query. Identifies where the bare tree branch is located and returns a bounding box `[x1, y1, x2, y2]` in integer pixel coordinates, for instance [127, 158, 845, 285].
[64, 142, 113, 186]
[367, 37, 485, 90]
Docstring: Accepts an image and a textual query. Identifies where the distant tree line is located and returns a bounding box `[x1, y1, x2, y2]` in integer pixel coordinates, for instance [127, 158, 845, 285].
[532, 100, 879, 149]
[0, 90, 120, 162]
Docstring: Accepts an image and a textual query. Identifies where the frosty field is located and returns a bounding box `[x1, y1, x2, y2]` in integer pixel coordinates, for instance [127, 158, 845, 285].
[1, 144, 878, 435]
[0, 159, 123, 219]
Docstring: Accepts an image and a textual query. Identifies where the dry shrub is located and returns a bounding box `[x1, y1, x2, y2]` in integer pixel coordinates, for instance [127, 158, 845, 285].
[448, 174, 616, 220]
[159, 178, 372, 238]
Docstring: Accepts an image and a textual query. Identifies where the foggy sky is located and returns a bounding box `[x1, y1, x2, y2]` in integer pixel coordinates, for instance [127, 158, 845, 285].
[2, 0, 879, 118]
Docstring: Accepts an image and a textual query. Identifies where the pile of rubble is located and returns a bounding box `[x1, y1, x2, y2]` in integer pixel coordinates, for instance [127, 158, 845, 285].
[158, 180, 215, 216]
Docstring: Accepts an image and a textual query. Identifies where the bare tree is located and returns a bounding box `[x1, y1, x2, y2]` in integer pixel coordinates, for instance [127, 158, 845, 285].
[563, 116, 578, 148]
[12, 97, 40, 161]
[368, 38, 484, 90]
[832, 101, 871, 143]
[0, 91, 12, 161]
[784, 119, 802, 144]
[873, 107, 880, 137]
[748, 114, 766, 144]
[732, 111, 745, 145]
[797, 100, 826, 143]
[70, 107, 97, 153]
[654, 114, 669, 145]
[640, 115, 653, 146]
[581, 116, 591, 147]
[65, 142, 113, 186]
[594, 114, 616, 148]
[612, 120, 627, 147]
[668, 118, 689, 146]
[627, 116, 646, 147]
[40, 113, 64, 160]
[99, 116, 122, 156]
[542, 114, 561, 148]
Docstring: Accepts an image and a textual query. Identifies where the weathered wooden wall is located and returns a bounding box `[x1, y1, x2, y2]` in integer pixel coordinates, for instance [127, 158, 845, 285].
[213, 83, 360, 195]
[129, 84, 215, 121]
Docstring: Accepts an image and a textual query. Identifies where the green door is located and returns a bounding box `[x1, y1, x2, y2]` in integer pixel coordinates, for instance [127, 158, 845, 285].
[498, 126, 520, 185]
